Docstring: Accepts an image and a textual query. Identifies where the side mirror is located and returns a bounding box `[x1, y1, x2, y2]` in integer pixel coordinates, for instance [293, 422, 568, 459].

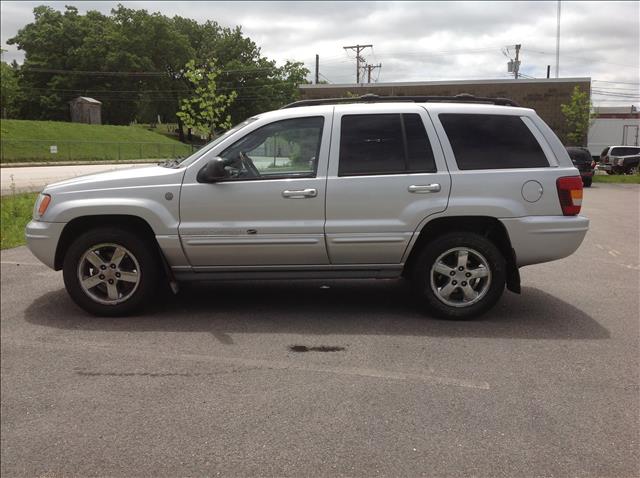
[197, 157, 229, 183]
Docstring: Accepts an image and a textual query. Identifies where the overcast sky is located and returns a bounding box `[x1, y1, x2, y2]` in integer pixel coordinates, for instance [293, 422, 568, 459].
[1, 1, 639, 105]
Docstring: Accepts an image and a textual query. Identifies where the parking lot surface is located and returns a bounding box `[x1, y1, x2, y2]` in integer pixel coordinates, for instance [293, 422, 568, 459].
[1, 183, 638, 477]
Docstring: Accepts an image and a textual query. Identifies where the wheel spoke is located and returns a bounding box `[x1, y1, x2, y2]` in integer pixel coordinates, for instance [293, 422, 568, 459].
[456, 250, 469, 269]
[118, 271, 139, 283]
[433, 261, 454, 276]
[438, 281, 457, 300]
[468, 265, 489, 279]
[461, 284, 479, 301]
[106, 282, 119, 300]
[110, 247, 126, 267]
[85, 251, 105, 269]
[81, 274, 102, 289]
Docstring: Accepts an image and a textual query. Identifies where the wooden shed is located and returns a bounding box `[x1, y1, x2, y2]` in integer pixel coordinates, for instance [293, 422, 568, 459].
[69, 96, 102, 124]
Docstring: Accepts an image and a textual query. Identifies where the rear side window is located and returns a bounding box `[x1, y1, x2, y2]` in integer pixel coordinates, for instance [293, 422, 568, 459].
[339, 114, 436, 176]
[439, 114, 549, 170]
[610, 147, 640, 156]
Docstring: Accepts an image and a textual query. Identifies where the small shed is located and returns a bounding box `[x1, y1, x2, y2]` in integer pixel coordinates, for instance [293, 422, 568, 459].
[69, 96, 102, 124]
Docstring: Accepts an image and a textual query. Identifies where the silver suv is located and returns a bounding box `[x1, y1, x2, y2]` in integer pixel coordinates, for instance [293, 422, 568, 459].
[25, 95, 589, 319]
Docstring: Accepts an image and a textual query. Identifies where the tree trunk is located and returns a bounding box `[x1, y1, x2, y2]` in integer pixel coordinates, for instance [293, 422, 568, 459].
[177, 117, 185, 142]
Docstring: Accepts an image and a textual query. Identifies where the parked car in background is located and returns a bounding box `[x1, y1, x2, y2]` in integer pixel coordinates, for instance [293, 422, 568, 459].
[566, 147, 595, 187]
[598, 145, 640, 175]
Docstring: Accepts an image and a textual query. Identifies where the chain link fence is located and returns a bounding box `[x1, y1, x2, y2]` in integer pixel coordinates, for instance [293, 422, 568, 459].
[0, 140, 198, 164]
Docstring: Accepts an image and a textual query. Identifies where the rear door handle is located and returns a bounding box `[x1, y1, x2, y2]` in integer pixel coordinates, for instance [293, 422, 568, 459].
[408, 184, 441, 193]
[282, 188, 317, 198]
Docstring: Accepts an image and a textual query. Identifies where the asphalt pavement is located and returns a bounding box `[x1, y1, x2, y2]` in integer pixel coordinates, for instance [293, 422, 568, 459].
[1, 183, 638, 477]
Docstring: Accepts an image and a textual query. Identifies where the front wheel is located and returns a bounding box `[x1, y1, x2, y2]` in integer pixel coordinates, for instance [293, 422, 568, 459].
[63, 228, 160, 316]
[411, 233, 506, 319]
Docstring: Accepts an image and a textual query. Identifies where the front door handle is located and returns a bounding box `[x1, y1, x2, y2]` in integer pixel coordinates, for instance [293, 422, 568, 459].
[408, 184, 441, 193]
[282, 188, 318, 198]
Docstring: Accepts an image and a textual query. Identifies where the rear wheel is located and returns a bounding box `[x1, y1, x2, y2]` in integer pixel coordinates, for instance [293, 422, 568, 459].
[63, 228, 160, 316]
[411, 232, 506, 319]
[583, 177, 592, 187]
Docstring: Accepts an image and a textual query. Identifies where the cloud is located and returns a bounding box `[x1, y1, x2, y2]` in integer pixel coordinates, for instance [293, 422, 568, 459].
[1, 1, 638, 105]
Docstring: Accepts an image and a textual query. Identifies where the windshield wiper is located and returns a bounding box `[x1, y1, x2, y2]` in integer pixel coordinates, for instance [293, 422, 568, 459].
[159, 158, 181, 168]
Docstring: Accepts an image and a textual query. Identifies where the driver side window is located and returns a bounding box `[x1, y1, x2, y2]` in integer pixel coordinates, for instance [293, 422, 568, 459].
[220, 116, 324, 180]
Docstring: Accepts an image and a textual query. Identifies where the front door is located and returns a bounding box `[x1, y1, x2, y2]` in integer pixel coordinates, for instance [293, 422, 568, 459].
[179, 114, 331, 267]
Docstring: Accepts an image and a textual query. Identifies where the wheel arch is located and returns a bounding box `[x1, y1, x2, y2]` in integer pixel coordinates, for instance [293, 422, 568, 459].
[54, 215, 161, 271]
[404, 215, 520, 293]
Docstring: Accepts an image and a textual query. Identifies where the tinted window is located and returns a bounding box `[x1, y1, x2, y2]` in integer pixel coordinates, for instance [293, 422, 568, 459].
[404, 113, 436, 172]
[610, 147, 640, 156]
[221, 116, 324, 179]
[439, 114, 549, 170]
[567, 148, 591, 162]
[339, 114, 436, 176]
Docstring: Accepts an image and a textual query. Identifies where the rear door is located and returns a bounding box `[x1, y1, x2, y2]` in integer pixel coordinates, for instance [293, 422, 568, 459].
[324, 104, 451, 264]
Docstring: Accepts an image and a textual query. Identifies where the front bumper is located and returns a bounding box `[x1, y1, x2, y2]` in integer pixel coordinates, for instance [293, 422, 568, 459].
[500, 215, 589, 267]
[25, 220, 66, 270]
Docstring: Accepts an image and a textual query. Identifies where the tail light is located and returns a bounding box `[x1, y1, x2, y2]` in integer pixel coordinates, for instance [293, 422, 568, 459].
[603, 156, 609, 164]
[556, 176, 583, 216]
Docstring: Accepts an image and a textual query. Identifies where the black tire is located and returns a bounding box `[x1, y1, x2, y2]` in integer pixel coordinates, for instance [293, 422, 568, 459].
[62, 227, 160, 316]
[606, 170, 615, 175]
[583, 177, 592, 187]
[411, 232, 506, 320]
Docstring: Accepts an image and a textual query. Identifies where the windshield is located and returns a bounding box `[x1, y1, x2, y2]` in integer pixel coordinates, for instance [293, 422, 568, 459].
[166, 118, 259, 167]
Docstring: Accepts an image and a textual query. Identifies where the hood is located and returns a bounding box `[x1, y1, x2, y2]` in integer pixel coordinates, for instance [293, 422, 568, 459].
[43, 164, 186, 194]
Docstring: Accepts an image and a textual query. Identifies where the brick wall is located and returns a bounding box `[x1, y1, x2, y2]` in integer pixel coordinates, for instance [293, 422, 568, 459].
[299, 79, 591, 144]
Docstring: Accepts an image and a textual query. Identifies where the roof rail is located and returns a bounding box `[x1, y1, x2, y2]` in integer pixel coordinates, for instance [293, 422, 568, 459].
[281, 93, 520, 109]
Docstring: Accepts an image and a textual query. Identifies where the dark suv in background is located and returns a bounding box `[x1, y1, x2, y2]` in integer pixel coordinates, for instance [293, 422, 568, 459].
[566, 147, 595, 187]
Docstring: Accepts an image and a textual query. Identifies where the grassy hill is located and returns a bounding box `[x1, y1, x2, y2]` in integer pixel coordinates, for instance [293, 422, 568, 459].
[0, 120, 194, 163]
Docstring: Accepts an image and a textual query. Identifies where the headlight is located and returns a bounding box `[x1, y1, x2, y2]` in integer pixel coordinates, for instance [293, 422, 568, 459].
[34, 193, 51, 219]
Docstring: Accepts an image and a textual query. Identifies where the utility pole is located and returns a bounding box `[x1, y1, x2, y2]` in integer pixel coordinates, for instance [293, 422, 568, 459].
[343, 44, 372, 83]
[365, 63, 382, 83]
[514, 44, 521, 79]
[546, 65, 551, 79]
[555, 0, 561, 78]
[315, 54, 319, 84]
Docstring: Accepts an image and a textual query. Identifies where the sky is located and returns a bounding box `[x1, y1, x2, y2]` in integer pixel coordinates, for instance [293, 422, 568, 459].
[1, 1, 639, 106]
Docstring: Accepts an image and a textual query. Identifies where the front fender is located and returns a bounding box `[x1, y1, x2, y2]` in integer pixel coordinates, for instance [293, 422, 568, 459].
[43, 193, 180, 235]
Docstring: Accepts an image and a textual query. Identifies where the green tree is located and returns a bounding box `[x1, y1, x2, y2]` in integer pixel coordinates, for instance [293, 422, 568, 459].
[1, 59, 20, 118]
[176, 60, 237, 140]
[561, 86, 593, 146]
[7, 5, 310, 128]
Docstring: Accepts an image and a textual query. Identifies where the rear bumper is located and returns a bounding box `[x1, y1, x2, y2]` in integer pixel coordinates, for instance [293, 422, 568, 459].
[25, 220, 66, 270]
[500, 216, 589, 267]
[597, 164, 612, 171]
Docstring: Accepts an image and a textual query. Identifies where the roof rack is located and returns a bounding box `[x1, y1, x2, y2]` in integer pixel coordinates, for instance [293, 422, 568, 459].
[281, 93, 520, 109]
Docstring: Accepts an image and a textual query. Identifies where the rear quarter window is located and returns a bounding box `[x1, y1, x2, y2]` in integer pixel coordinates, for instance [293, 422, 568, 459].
[439, 113, 549, 170]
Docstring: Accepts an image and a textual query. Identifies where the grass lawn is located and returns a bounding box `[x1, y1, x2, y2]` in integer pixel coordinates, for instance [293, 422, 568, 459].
[1, 119, 195, 163]
[593, 174, 640, 184]
[1, 192, 38, 249]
